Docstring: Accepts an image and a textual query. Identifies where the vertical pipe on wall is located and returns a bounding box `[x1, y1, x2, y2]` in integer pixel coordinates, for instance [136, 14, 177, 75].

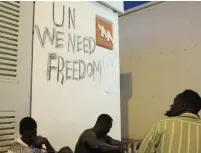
[29, 1, 35, 117]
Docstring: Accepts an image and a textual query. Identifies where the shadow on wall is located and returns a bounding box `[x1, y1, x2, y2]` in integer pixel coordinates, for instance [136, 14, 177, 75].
[120, 72, 132, 139]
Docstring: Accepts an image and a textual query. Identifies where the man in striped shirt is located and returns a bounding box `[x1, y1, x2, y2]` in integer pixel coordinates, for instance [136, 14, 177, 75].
[138, 90, 201, 153]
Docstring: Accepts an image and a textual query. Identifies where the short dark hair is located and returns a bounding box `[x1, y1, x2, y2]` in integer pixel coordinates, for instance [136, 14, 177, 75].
[20, 117, 37, 134]
[180, 90, 201, 113]
[96, 114, 113, 125]
[59, 146, 73, 153]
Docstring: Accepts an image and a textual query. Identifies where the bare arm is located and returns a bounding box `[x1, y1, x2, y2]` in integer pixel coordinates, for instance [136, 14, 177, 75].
[44, 139, 55, 153]
[104, 135, 125, 146]
[34, 136, 55, 153]
[84, 131, 120, 152]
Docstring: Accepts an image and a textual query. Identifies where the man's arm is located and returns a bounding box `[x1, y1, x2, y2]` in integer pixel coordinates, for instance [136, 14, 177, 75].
[43, 138, 55, 153]
[104, 135, 124, 146]
[137, 126, 160, 153]
[34, 136, 55, 153]
[84, 131, 122, 152]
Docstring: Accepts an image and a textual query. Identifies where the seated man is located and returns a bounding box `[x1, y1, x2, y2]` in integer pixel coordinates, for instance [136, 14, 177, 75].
[8, 117, 55, 153]
[74, 114, 125, 153]
[138, 90, 201, 153]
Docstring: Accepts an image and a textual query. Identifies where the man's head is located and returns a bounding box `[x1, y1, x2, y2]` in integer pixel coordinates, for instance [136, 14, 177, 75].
[59, 146, 73, 153]
[165, 90, 201, 117]
[95, 114, 113, 136]
[20, 117, 37, 146]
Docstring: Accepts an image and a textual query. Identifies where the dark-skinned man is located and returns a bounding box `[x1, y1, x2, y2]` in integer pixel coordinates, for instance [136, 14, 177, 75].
[8, 117, 55, 153]
[138, 89, 201, 153]
[75, 114, 125, 153]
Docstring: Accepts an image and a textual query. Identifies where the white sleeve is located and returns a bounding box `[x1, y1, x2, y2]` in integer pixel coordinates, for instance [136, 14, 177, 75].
[8, 150, 14, 153]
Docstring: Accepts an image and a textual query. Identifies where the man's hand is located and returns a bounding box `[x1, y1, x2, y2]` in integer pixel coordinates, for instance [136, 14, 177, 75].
[136, 142, 141, 150]
[118, 145, 126, 153]
[33, 135, 55, 153]
[34, 136, 48, 149]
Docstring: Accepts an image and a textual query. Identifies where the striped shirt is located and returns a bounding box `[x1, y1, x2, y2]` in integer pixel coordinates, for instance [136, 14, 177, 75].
[138, 113, 201, 153]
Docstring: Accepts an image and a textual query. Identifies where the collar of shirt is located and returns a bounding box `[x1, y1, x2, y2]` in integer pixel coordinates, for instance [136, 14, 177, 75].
[180, 113, 200, 119]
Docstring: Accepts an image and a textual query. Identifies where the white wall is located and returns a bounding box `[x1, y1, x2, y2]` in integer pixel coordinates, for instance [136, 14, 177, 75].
[120, 2, 201, 140]
[32, 1, 121, 150]
[100, 1, 124, 14]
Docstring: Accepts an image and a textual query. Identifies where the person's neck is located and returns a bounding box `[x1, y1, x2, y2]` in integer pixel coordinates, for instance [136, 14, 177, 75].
[93, 126, 102, 137]
[21, 137, 30, 146]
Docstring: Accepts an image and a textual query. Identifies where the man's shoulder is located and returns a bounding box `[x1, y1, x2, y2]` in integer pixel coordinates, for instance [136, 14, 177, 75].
[9, 140, 43, 153]
[81, 129, 94, 137]
[82, 129, 94, 135]
[9, 142, 24, 149]
[158, 116, 201, 123]
[153, 116, 201, 131]
[153, 117, 174, 127]
[77, 129, 95, 142]
[9, 142, 28, 153]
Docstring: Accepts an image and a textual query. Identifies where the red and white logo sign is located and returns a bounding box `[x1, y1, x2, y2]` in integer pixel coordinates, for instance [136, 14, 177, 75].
[96, 16, 114, 50]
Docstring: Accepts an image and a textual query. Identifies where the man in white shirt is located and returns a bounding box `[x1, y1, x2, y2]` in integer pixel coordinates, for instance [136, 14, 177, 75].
[8, 117, 55, 153]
